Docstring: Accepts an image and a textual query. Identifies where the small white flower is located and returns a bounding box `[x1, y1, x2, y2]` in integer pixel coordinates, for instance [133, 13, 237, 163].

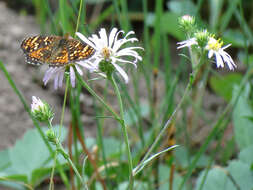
[177, 34, 236, 70]
[177, 37, 197, 49]
[43, 62, 86, 89]
[206, 37, 236, 70]
[76, 28, 143, 83]
[31, 96, 45, 113]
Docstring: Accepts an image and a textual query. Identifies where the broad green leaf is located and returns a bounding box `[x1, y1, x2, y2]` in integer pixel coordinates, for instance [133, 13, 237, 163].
[0, 150, 10, 171]
[31, 167, 52, 186]
[159, 164, 186, 190]
[7, 126, 67, 183]
[8, 128, 51, 178]
[209, 73, 242, 101]
[232, 84, 253, 149]
[0, 174, 28, 190]
[227, 160, 253, 190]
[195, 167, 236, 190]
[0, 181, 26, 190]
[239, 145, 253, 166]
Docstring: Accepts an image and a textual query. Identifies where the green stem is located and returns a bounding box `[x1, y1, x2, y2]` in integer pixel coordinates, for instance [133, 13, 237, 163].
[57, 141, 89, 190]
[47, 120, 56, 190]
[76, 73, 121, 121]
[110, 76, 134, 190]
[59, 75, 69, 137]
[74, 0, 83, 36]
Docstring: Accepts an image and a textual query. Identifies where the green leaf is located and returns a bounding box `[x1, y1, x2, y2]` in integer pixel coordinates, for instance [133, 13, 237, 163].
[103, 137, 123, 158]
[6, 126, 67, 184]
[239, 145, 253, 166]
[209, 73, 242, 101]
[0, 150, 11, 171]
[227, 160, 253, 190]
[195, 167, 236, 190]
[0, 173, 28, 190]
[232, 84, 253, 149]
[8, 128, 51, 179]
[146, 12, 184, 40]
[31, 167, 52, 186]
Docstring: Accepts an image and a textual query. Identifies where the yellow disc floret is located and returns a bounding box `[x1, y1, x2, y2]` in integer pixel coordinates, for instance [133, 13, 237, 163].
[206, 37, 223, 51]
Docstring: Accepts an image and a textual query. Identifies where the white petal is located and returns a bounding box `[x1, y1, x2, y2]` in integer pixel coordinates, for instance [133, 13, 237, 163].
[43, 67, 56, 85]
[214, 52, 224, 68]
[70, 66, 76, 87]
[54, 72, 59, 90]
[124, 31, 135, 39]
[108, 28, 118, 48]
[99, 28, 108, 47]
[208, 50, 214, 59]
[58, 70, 64, 88]
[75, 65, 83, 76]
[76, 32, 96, 49]
[112, 57, 137, 68]
[112, 62, 129, 83]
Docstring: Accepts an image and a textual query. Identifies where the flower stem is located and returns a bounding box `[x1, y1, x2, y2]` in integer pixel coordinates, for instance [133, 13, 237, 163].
[57, 141, 89, 190]
[76, 73, 121, 121]
[47, 119, 89, 190]
[59, 75, 69, 137]
[110, 76, 134, 190]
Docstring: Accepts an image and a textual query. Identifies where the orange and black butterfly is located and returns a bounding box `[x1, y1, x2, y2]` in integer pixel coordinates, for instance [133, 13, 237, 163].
[21, 35, 95, 67]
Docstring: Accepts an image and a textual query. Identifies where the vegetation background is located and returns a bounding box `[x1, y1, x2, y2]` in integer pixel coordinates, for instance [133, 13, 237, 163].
[0, 0, 253, 190]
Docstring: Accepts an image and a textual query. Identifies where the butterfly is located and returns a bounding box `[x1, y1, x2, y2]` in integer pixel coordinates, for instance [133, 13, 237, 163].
[21, 35, 95, 67]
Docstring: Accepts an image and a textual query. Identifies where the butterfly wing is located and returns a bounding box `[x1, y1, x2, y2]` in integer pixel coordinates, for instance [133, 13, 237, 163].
[21, 36, 59, 65]
[67, 39, 95, 62]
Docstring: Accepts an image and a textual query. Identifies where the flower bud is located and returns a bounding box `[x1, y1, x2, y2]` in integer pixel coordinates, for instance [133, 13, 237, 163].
[46, 129, 57, 145]
[178, 15, 196, 34]
[31, 96, 54, 122]
[194, 30, 210, 49]
[99, 59, 115, 78]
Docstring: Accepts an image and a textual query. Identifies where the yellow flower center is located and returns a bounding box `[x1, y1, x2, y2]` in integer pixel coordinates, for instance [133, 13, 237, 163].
[101, 47, 111, 59]
[207, 37, 223, 51]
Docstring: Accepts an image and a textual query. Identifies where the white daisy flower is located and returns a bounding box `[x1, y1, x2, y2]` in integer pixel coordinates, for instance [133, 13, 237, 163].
[206, 37, 236, 70]
[43, 62, 86, 89]
[76, 28, 143, 83]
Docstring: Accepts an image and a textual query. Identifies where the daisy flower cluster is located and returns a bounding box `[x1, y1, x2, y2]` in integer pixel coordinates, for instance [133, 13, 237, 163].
[177, 15, 236, 70]
[42, 28, 143, 89]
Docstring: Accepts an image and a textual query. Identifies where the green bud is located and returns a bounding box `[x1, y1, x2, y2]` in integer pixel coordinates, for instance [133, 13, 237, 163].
[178, 15, 196, 34]
[99, 60, 115, 78]
[194, 30, 210, 49]
[31, 96, 54, 122]
[46, 129, 57, 144]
